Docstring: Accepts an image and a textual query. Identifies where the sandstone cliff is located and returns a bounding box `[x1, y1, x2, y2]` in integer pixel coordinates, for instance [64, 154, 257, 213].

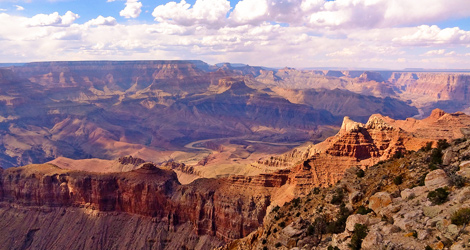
[254, 109, 470, 193]
[0, 162, 281, 249]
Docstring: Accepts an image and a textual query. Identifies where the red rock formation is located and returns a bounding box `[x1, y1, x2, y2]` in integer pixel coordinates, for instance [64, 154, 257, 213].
[256, 109, 470, 194]
[0, 162, 279, 247]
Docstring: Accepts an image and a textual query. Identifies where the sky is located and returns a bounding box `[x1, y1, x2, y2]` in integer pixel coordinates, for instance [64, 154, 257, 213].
[0, 0, 470, 69]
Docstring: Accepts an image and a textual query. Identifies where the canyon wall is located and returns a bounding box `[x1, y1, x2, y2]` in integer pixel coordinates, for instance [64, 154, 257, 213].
[0, 163, 282, 249]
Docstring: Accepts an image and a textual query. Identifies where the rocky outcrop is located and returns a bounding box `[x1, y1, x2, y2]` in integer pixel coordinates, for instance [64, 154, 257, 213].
[256, 109, 470, 193]
[425, 169, 450, 190]
[368, 192, 392, 214]
[223, 136, 470, 250]
[118, 155, 146, 166]
[0, 162, 281, 249]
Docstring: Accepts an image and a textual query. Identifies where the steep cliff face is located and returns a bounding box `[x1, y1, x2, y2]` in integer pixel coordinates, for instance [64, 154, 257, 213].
[391, 73, 470, 101]
[0, 163, 279, 249]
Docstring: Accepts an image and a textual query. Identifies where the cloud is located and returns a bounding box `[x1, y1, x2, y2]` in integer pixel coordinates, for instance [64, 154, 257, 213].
[152, 0, 231, 28]
[86, 16, 117, 26]
[230, 0, 269, 25]
[28, 11, 79, 27]
[0, 9, 6, 12]
[15, 5, 24, 11]
[226, 0, 470, 29]
[423, 49, 446, 56]
[120, 0, 142, 19]
[393, 25, 470, 46]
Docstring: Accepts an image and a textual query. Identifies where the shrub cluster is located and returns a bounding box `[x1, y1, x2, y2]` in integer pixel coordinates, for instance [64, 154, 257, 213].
[427, 188, 449, 205]
[348, 223, 368, 250]
[330, 188, 345, 205]
[451, 208, 470, 225]
[356, 205, 372, 215]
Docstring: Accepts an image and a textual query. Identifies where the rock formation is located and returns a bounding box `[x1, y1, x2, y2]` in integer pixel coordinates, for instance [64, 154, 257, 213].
[222, 137, 470, 250]
[0, 162, 282, 249]
[255, 109, 470, 193]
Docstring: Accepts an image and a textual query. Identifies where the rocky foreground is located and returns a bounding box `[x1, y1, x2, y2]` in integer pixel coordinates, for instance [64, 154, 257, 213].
[223, 137, 470, 250]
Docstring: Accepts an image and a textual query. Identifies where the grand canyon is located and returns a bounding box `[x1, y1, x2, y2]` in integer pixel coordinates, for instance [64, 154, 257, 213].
[1, 60, 470, 249]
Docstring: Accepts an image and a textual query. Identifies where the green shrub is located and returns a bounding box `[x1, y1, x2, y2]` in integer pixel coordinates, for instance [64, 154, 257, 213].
[275, 242, 282, 248]
[356, 169, 365, 178]
[348, 224, 368, 250]
[449, 173, 466, 188]
[262, 239, 267, 244]
[410, 230, 417, 238]
[328, 246, 340, 250]
[430, 148, 443, 165]
[306, 216, 327, 246]
[392, 150, 404, 159]
[427, 188, 449, 205]
[451, 208, 470, 225]
[421, 142, 433, 152]
[356, 205, 372, 215]
[437, 139, 450, 150]
[291, 197, 301, 208]
[272, 205, 280, 213]
[278, 221, 286, 228]
[326, 204, 350, 234]
[312, 187, 321, 194]
[331, 188, 345, 205]
[393, 175, 403, 185]
[425, 245, 433, 250]
[263, 247, 268, 250]
[429, 163, 438, 170]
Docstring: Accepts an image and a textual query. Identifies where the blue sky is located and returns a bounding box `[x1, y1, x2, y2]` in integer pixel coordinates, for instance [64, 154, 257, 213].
[0, 0, 470, 69]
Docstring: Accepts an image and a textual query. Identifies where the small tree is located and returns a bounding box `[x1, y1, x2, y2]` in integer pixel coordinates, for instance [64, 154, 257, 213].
[349, 223, 368, 250]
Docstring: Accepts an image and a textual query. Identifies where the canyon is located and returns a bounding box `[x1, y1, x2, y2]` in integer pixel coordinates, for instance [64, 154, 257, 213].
[1, 108, 470, 249]
[1, 60, 470, 249]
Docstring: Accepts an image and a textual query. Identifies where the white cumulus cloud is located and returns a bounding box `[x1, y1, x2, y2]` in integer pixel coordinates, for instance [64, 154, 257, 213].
[152, 0, 231, 28]
[393, 25, 470, 46]
[120, 0, 142, 19]
[86, 16, 117, 26]
[230, 0, 269, 25]
[15, 5, 24, 11]
[28, 11, 80, 27]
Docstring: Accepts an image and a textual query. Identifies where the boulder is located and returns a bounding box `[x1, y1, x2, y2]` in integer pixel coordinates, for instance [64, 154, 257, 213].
[361, 230, 383, 250]
[349, 190, 363, 204]
[457, 161, 470, 178]
[425, 169, 450, 190]
[401, 186, 428, 200]
[380, 204, 402, 218]
[382, 224, 401, 234]
[423, 206, 443, 218]
[346, 214, 370, 232]
[454, 187, 470, 203]
[442, 149, 455, 166]
[393, 210, 424, 231]
[369, 192, 392, 214]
